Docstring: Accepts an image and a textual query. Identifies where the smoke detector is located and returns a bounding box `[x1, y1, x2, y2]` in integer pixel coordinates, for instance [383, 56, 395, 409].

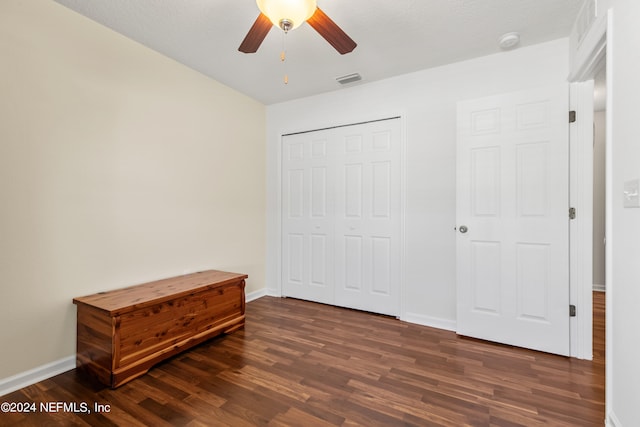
[498, 32, 520, 50]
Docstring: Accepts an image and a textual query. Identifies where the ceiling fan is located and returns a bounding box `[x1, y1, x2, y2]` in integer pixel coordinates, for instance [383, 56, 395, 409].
[238, 0, 357, 55]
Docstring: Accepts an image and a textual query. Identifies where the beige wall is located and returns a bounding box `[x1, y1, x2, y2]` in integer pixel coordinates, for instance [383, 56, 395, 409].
[0, 0, 266, 379]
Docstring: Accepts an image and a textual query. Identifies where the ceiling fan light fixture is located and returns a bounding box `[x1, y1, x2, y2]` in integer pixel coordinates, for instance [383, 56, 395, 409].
[256, 0, 317, 31]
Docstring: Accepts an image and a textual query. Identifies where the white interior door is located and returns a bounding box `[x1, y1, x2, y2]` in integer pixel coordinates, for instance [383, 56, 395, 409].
[456, 85, 570, 356]
[282, 130, 335, 304]
[281, 118, 401, 316]
[334, 120, 401, 316]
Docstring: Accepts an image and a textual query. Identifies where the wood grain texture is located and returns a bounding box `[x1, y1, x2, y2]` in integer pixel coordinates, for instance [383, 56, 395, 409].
[2, 292, 605, 426]
[238, 13, 273, 54]
[73, 270, 247, 316]
[307, 7, 357, 54]
[74, 271, 246, 388]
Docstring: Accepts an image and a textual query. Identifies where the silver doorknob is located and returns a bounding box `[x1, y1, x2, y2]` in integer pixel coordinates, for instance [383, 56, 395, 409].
[459, 225, 468, 233]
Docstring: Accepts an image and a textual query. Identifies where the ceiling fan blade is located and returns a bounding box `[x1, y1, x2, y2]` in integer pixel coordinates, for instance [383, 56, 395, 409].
[238, 13, 272, 53]
[306, 7, 357, 55]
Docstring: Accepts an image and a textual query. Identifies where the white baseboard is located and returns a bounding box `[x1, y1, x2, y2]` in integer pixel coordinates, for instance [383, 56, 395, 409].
[402, 312, 457, 332]
[593, 283, 606, 292]
[0, 356, 75, 397]
[607, 411, 622, 427]
[246, 288, 268, 302]
[0, 289, 269, 398]
[252, 292, 459, 333]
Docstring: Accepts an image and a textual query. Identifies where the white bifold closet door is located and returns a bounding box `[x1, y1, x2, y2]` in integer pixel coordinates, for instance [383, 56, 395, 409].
[282, 118, 401, 316]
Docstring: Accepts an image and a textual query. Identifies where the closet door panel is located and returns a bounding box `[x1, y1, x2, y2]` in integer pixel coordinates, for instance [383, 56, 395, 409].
[282, 118, 401, 316]
[281, 132, 334, 304]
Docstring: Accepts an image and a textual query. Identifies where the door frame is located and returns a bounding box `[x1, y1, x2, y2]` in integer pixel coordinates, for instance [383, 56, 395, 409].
[273, 113, 407, 318]
[569, 81, 595, 360]
[568, 5, 610, 361]
[568, 5, 613, 420]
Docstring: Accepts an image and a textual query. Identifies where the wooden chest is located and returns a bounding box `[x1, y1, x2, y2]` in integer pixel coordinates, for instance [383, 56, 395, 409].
[73, 270, 247, 388]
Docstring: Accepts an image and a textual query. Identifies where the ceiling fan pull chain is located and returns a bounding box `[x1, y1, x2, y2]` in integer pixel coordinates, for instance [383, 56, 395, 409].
[281, 31, 288, 84]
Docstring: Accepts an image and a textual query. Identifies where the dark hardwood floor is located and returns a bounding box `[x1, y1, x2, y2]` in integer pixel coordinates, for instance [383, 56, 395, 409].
[1, 292, 605, 426]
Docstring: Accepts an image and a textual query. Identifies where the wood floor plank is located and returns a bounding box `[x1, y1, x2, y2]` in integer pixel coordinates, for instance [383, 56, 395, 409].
[270, 406, 342, 427]
[0, 292, 605, 426]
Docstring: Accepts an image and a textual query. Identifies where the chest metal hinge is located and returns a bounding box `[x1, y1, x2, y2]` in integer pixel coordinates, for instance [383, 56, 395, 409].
[569, 110, 576, 123]
[569, 207, 576, 219]
[570, 305, 576, 317]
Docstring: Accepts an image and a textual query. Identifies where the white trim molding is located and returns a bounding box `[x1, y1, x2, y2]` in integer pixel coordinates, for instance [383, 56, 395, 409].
[569, 0, 608, 81]
[0, 356, 75, 397]
[246, 287, 268, 303]
[0, 287, 273, 398]
[402, 313, 456, 332]
[569, 80, 595, 360]
[607, 411, 622, 427]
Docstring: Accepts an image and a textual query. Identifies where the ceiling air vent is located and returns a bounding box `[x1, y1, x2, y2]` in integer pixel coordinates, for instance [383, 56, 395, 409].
[336, 73, 362, 85]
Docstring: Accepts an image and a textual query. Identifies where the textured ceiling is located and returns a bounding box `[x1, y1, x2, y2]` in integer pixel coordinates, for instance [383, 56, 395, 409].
[53, 0, 585, 105]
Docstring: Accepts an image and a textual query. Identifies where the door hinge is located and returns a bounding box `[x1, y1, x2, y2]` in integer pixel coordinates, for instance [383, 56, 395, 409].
[569, 110, 576, 123]
[569, 207, 576, 219]
[569, 305, 576, 317]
